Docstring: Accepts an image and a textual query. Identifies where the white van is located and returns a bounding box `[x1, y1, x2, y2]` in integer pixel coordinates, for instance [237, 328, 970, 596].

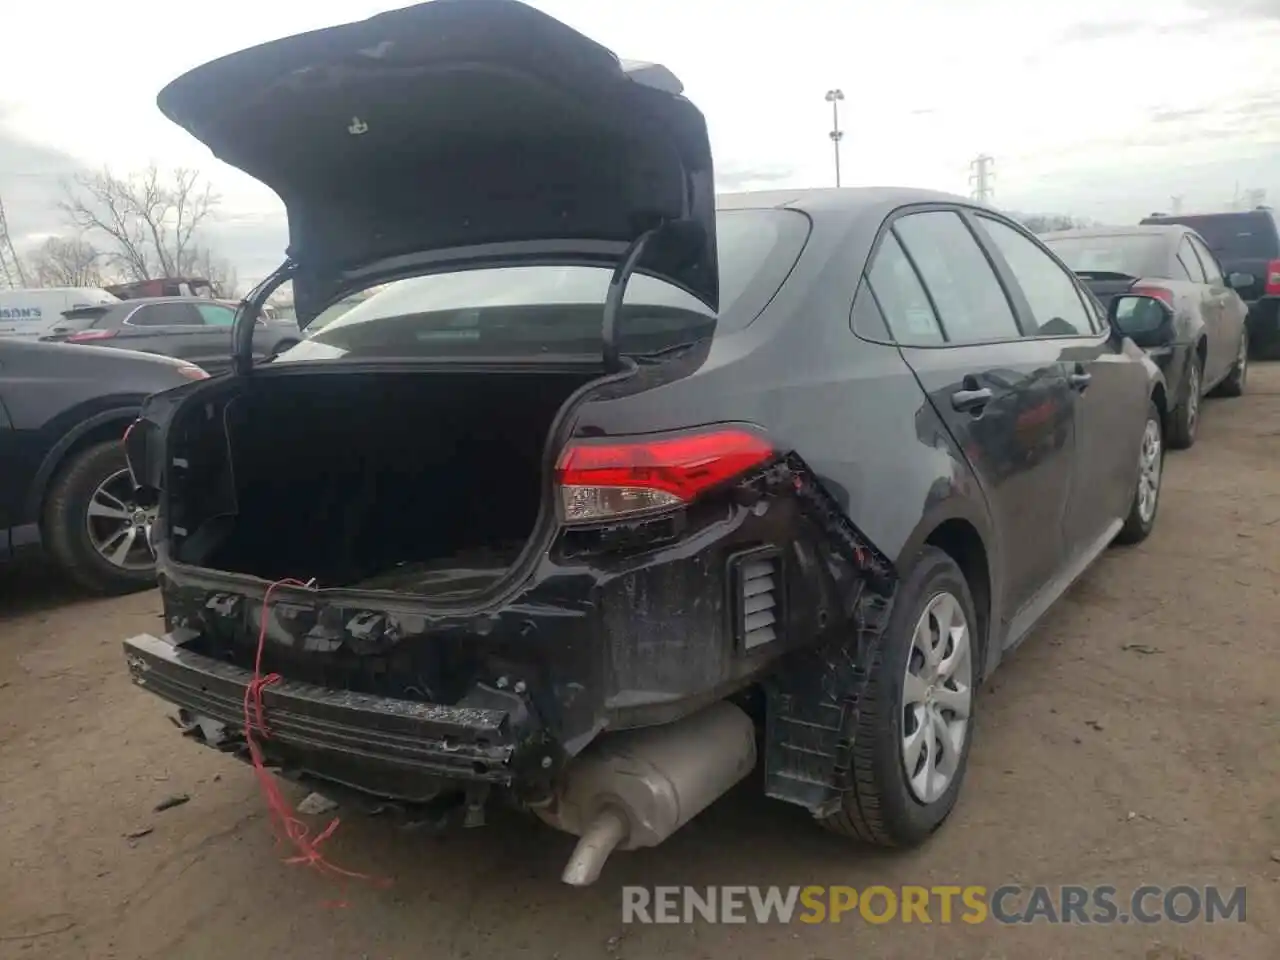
[0, 287, 121, 340]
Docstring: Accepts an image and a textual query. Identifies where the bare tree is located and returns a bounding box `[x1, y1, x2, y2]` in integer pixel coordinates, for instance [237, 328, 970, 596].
[0, 192, 29, 288]
[26, 235, 106, 288]
[188, 247, 240, 298]
[60, 165, 220, 282]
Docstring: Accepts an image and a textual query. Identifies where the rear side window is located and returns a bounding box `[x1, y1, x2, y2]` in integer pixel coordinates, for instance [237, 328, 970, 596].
[850, 279, 892, 341]
[196, 303, 237, 326]
[977, 216, 1093, 337]
[1176, 239, 1205, 282]
[1188, 236, 1223, 284]
[894, 211, 1022, 343]
[864, 231, 944, 345]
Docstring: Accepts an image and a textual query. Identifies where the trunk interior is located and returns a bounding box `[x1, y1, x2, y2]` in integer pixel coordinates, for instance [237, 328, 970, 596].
[170, 368, 599, 595]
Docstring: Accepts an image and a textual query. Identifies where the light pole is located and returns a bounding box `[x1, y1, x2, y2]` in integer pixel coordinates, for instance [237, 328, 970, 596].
[825, 89, 845, 188]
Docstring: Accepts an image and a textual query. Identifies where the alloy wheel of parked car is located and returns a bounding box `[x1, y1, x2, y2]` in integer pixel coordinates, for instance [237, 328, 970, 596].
[1169, 358, 1200, 449]
[1115, 400, 1164, 546]
[818, 546, 978, 846]
[1136, 419, 1162, 525]
[86, 469, 157, 572]
[1213, 331, 1249, 398]
[901, 592, 973, 805]
[42, 440, 160, 595]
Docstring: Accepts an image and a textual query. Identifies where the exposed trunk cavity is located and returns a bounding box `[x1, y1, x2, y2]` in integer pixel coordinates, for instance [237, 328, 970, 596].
[170, 367, 599, 595]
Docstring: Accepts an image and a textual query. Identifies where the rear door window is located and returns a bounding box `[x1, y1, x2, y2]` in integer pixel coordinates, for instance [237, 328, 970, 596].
[863, 231, 944, 345]
[893, 211, 1022, 343]
[975, 215, 1093, 337]
[128, 302, 203, 326]
[1178, 238, 1207, 283]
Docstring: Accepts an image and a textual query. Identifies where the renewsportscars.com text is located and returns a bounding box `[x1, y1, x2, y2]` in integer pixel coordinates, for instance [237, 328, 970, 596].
[621, 885, 1247, 925]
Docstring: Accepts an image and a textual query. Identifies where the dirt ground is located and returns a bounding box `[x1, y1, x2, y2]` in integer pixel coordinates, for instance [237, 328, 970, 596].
[2, 367, 1279, 960]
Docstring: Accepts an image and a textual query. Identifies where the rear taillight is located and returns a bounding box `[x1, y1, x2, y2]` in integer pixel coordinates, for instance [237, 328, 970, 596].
[176, 363, 210, 381]
[66, 329, 117, 343]
[1265, 259, 1280, 296]
[1131, 284, 1175, 307]
[555, 427, 775, 524]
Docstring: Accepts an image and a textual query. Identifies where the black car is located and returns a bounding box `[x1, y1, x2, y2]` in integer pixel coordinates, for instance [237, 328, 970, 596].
[40, 296, 302, 373]
[120, 0, 1171, 887]
[1042, 224, 1250, 448]
[1140, 208, 1280, 358]
[1, 338, 209, 593]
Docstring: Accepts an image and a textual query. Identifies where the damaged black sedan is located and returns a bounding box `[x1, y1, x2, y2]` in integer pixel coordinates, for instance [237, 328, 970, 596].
[121, 0, 1170, 886]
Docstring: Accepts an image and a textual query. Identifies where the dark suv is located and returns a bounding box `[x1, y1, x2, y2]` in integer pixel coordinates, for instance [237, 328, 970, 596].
[41, 297, 303, 373]
[1141, 208, 1280, 357]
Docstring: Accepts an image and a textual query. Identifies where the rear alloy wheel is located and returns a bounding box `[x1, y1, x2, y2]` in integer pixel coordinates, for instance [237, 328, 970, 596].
[1115, 400, 1164, 546]
[1168, 354, 1201, 449]
[1211, 330, 1248, 398]
[818, 546, 978, 847]
[43, 440, 159, 595]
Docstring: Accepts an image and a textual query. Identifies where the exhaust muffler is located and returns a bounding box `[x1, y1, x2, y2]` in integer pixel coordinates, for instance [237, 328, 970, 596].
[534, 700, 757, 886]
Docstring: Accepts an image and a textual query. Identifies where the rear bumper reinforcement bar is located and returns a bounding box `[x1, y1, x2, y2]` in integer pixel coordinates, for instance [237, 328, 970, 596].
[122, 632, 524, 785]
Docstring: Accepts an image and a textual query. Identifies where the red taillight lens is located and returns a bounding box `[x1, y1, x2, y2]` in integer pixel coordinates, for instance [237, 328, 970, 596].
[555, 427, 775, 524]
[67, 329, 117, 342]
[1130, 284, 1175, 308]
[175, 363, 210, 381]
[1265, 259, 1280, 296]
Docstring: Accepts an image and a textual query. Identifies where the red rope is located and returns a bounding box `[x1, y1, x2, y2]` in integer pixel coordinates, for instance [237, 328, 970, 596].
[243, 577, 392, 905]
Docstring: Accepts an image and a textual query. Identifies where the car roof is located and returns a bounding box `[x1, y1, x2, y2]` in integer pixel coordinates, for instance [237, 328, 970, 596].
[716, 186, 999, 251]
[718, 186, 973, 215]
[1040, 225, 1185, 240]
[118, 296, 227, 305]
[1146, 208, 1273, 220]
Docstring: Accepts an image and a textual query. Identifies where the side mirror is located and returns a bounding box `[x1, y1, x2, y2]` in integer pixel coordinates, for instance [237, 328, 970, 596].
[1109, 293, 1175, 347]
[1227, 272, 1255, 290]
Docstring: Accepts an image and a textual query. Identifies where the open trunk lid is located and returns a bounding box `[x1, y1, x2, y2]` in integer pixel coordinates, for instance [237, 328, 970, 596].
[156, 0, 720, 337]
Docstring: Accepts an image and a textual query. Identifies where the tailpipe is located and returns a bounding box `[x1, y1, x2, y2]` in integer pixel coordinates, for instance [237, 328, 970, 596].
[534, 700, 757, 886]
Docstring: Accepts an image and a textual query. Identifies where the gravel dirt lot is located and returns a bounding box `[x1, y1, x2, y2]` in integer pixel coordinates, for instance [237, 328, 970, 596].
[3, 365, 1278, 960]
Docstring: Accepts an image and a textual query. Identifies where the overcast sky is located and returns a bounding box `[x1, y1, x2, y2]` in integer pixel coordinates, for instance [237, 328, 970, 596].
[3, 0, 1280, 285]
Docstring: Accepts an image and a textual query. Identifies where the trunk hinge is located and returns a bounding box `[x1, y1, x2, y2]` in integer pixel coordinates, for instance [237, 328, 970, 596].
[232, 259, 299, 376]
[601, 225, 664, 374]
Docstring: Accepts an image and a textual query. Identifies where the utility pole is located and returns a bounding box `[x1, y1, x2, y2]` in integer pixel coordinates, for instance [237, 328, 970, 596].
[825, 89, 844, 188]
[969, 155, 995, 203]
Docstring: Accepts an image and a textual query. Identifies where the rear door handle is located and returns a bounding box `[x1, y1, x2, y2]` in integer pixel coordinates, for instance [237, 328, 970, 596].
[951, 387, 993, 412]
[1068, 372, 1092, 391]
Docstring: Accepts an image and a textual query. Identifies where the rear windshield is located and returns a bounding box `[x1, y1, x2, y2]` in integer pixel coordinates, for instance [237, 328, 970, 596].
[289, 208, 810, 360]
[61, 306, 112, 325]
[1042, 233, 1166, 278]
[1145, 213, 1279, 260]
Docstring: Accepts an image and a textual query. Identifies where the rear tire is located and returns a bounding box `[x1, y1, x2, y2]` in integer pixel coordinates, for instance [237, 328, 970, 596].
[1167, 352, 1201, 450]
[1114, 400, 1164, 546]
[1211, 329, 1248, 398]
[817, 547, 978, 847]
[42, 440, 158, 596]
